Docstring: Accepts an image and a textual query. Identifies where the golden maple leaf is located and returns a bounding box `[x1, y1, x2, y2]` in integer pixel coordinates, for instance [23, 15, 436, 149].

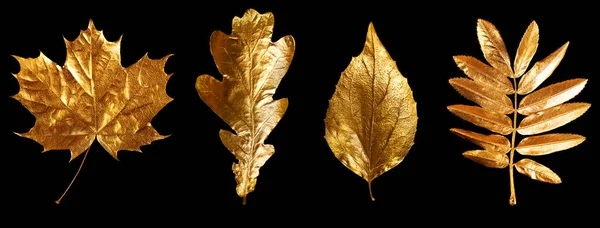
[195, 9, 295, 205]
[324, 22, 418, 201]
[449, 19, 590, 205]
[11, 20, 173, 204]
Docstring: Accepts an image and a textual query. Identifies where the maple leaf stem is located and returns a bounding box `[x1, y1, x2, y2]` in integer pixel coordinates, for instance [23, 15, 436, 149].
[368, 180, 375, 201]
[242, 195, 247, 205]
[509, 77, 518, 206]
[55, 146, 91, 204]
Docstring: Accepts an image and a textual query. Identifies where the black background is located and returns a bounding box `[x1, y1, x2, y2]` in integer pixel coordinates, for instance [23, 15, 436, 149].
[1, 1, 597, 217]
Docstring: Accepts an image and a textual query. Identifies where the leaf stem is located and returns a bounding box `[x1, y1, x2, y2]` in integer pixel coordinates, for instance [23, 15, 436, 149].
[509, 77, 518, 206]
[242, 195, 247, 205]
[55, 146, 91, 204]
[368, 180, 375, 201]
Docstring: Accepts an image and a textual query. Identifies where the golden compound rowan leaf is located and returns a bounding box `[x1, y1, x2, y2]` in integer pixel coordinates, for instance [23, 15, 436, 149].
[324, 22, 418, 201]
[195, 9, 295, 205]
[449, 19, 590, 206]
[11, 20, 173, 204]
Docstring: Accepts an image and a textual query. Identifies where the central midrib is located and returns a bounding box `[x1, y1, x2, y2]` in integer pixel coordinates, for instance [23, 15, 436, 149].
[247, 36, 260, 177]
[90, 34, 98, 135]
[367, 30, 376, 178]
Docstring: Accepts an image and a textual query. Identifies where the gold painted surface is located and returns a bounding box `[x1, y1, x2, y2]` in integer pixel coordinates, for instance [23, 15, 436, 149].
[448, 19, 590, 205]
[12, 20, 172, 203]
[324, 22, 417, 201]
[195, 9, 295, 205]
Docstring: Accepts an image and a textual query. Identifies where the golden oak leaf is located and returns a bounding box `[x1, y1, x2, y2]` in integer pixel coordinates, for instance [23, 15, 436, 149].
[195, 9, 295, 205]
[449, 19, 590, 206]
[11, 20, 172, 204]
[324, 22, 418, 201]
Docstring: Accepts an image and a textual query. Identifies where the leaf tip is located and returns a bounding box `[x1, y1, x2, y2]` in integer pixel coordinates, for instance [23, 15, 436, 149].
[163, 53, 175, 59]
[165, 73, 175, 82]
[577, 102, 592, 111]
[447, 105, 458, 111]
[367, 21, 378, 36]
[476, 18, 492, 28]
[116, 34, 124, 44]
[162, 53, 174, 65]
[449, 128, 461, 134]
[448, 77, 463, 84]
[368, 21, 375, 29]
[111, 154, 121, 162]
[530, 20, 539, 29]
[452, 55, 471, 64]
[68, 154, 78, 163]
[160, 133, 173, 140]
[87, 19, 98, 32]
[10, 54, 25, 65]
[555, 41, 570, 54]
